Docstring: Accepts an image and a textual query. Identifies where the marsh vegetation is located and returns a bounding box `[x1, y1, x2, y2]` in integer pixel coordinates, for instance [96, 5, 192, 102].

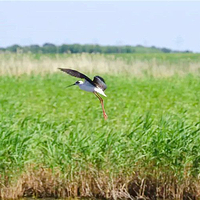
[1, 53, 200, 199]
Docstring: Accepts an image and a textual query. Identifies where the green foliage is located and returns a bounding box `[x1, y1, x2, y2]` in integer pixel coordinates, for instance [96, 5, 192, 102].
[1, 43, 193, 54]
[1, 73, 200, 181]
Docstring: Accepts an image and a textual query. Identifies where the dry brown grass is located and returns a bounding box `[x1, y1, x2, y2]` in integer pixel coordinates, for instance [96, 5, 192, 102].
[0, 53, 200, 77]
[1, 166, 200, 200]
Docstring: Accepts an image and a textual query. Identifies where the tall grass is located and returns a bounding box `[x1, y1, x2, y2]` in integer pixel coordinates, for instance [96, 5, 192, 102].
[1, 53, 200, 199]
[0, 53, 200, 77]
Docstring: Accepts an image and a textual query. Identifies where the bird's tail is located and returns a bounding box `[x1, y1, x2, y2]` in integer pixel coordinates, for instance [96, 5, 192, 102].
[94, 87, 107, 97]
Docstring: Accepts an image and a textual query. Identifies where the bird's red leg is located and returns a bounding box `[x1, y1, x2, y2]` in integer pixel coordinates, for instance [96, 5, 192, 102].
[94, 92, 108, 120]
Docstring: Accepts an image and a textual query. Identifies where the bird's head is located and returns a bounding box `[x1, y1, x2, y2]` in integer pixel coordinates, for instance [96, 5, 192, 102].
[75, 80, 83, 85]
[66, 80, 83, 88]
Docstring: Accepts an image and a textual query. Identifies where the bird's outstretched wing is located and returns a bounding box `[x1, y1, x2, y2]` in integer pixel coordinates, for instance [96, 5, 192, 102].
[59, 68, 94, 85]
[93, 76, 107, 91]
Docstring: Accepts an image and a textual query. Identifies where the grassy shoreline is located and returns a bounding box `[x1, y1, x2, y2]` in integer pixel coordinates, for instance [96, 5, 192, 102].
[1, 54, 200, 199]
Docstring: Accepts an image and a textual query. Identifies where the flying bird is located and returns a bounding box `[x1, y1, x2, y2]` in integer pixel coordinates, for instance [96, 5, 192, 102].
[59, 68, 107, 120]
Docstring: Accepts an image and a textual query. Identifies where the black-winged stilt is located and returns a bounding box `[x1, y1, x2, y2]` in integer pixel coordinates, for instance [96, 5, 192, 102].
[59, 68, 108, 120]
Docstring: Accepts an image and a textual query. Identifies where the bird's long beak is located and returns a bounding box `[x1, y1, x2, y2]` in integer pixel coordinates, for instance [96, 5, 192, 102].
[66, 83, 76, 88]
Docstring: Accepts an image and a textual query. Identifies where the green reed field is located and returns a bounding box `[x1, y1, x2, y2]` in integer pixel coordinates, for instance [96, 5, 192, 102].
[1, 53, 200, 199]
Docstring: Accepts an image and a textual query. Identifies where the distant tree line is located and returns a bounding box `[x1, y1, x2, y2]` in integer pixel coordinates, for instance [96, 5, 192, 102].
[0, 43, 192, 54]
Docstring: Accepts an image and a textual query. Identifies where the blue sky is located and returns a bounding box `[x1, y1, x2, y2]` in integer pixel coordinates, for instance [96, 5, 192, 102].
[0, 1, 200, 52]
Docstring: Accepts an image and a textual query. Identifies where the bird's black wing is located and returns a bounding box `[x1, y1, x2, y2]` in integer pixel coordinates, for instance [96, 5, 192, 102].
[93, 76, 107, 91]
[59, 68, 94, 85]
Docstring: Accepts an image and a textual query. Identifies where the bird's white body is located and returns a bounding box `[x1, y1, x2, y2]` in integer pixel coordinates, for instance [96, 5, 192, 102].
[78, 81, 107, 97]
